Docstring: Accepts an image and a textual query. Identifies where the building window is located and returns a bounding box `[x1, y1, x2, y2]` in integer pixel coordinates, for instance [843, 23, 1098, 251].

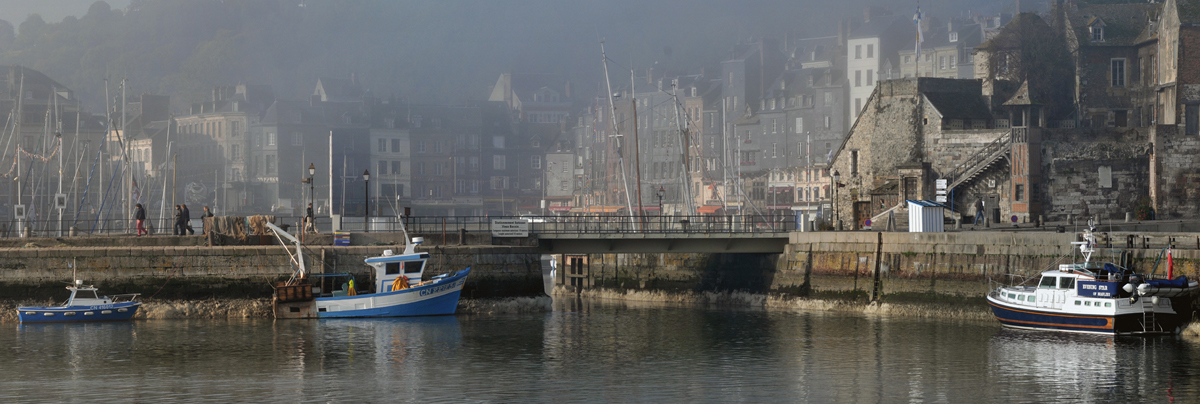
[904, 55, 911, 64]
[855, 70, 862, 87]
[850, 150, 858, 176]
[378, 139, 388, 152]
[267, 132, 276, 146]
[867, 44, 874, 58]
[1091, 26, 1104, 42]
[392, 139, 401, 152]
[950, 32, 958, 42]
[866, 70, 873, 85]
[493, 155, 506, 170]
[772, 118, 778, 133]
[796, 117, 803, 134]
[1015, 184, 1025, 202]
[950, 55, 956, 68]
[855, 98, 862, 114]
[493, 136, 505, 149]
[378, 161, 387, 176]
[392, 160, 402, 174]
[939, 56, 946, 70]
[855, 45, 862, 59]
[532, 155, 541, 169]
[824, 116, 830, 128]
[1111, 59, 1126, 87]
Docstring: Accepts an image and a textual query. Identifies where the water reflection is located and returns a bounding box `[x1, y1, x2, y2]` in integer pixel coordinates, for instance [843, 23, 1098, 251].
[3, 304, 1200, 402]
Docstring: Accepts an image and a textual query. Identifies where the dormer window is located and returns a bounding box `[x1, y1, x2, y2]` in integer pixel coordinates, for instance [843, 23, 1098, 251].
[1090, 23, 1105, 42]
[949, 32, 958, 42]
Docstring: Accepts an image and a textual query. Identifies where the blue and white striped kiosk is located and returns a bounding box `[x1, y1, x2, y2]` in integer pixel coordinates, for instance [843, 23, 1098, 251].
[906, 200, 947, 232]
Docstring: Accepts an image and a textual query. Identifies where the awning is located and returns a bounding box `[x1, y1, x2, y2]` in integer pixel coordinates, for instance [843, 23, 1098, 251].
[697, 206, 723, 214]
[582, 206, 625, 213]
[549, 206, 572, 212]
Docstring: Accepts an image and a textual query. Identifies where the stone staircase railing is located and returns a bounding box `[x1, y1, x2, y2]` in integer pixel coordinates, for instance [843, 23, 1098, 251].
[943, 129, 1014, 191]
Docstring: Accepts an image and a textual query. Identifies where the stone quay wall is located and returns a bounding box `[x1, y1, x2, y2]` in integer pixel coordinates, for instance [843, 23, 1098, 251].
[559, 231, 1200, 305]
[0, 240, 544, 301]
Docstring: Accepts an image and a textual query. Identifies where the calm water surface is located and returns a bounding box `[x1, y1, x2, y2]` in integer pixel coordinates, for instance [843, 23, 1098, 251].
[3, 299, 1199, 403]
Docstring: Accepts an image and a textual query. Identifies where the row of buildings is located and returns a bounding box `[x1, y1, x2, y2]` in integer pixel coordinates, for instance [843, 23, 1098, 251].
[9, 0, 1197, 231]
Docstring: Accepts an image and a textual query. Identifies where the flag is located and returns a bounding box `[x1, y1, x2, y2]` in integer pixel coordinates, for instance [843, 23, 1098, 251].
[131, 178, 142, 204]
[914, 5, 924, 59]
[1168, 248, 1174, 279]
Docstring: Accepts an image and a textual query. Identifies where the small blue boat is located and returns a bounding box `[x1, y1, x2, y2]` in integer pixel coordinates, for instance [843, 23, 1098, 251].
[267, 222, 470, 319]
[17, 280, 142, 323]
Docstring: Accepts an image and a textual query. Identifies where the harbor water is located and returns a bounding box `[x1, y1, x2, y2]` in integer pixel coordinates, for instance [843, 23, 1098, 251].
[3, 299, 1199, 403]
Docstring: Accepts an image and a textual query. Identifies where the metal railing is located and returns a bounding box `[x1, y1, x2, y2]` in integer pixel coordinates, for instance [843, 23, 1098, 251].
[944, 129, 1012, 191]
[0, 214, 799, 238]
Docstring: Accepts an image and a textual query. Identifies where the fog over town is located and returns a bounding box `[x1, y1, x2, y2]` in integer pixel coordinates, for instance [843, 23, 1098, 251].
[12, 0, 1184, 236]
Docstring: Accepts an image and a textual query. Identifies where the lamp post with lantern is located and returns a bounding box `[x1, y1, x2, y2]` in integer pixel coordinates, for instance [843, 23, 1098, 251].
[363, 169, 370, 232]
[656, 186, 665, 230]
[831, 170, 841, 231]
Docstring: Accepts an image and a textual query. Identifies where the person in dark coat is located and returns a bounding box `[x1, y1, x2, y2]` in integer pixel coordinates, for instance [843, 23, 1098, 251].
[305, 203, 316, 234]
[202, 206, 214, 235]
[134, 203, 147, 236]
[182, 204, 194, 235]
[174, 205, 185, 236]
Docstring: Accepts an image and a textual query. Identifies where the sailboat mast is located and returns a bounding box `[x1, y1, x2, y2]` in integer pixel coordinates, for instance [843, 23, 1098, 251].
[599, 40, 637, 228]
[669, 82, 694, 215]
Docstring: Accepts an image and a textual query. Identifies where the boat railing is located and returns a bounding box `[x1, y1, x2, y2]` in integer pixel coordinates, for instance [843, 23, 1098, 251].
[109, 293, 141, 302]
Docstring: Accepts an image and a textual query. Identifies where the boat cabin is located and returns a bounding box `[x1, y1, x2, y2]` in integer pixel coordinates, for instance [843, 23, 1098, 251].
[366, 249, 430, 293]
[67, 287, 114, 306]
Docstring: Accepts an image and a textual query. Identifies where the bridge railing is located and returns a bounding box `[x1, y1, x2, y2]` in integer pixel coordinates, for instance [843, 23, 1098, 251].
[390, 214, 798, 235]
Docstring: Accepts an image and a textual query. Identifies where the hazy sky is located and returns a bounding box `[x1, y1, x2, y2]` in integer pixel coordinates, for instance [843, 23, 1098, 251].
[3, 0, 132, 27]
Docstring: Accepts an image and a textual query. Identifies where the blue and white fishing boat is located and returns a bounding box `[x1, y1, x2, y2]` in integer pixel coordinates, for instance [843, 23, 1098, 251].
[266, 222, 469, 319]
[17, 280, 141, 323]
[987, 224, 1198, 335]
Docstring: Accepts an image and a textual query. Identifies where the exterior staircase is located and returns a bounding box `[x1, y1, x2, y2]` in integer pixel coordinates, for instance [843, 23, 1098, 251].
[943, 129, 1014, 191]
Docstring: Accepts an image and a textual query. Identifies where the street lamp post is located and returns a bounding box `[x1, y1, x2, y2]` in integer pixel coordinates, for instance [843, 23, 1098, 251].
[831, 170, 841, 231]
[308, 163, 316, 228]
[363, 169, 371, 233]
[656, 186, 665, 230]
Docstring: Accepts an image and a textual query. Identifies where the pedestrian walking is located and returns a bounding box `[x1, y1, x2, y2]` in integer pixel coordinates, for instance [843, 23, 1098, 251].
[174, 205, 185, 236]
[182, 204, 194, 235]
[134, 203, 147, 236]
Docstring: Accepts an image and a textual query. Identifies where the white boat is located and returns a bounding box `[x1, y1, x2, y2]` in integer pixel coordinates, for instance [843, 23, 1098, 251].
[267, 222, 468, 319]
[987, 224, 1198, 335]
[18, 279, 141, 323]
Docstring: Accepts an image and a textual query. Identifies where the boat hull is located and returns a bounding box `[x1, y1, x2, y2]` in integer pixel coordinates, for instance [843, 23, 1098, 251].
[987, 296, 1186, 335]
[17, 302, 141, 323]
[275, 268, 469, 319]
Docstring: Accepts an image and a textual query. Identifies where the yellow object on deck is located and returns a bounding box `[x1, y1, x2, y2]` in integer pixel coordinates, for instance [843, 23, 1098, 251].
[391, 276, 410, 292]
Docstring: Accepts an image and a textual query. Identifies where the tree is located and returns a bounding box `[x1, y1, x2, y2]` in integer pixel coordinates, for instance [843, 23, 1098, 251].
[978, 13, 1074, 119]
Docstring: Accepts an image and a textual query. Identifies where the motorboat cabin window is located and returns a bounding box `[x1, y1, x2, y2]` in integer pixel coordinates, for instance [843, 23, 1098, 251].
[76, 290, 98, 299]
[1075, 300, 1081, 305]
[386, 263, 401, 275]
[404, 261, 424, 274]
[1105, 302, 1112, 307]
[1059, 277, 1075, 289]
[1039, 276, 1057, 288]
[1085, 301, 1091, 306]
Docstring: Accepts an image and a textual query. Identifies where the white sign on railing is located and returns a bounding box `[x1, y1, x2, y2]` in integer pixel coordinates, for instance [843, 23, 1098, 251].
[491, 219, 530, 237]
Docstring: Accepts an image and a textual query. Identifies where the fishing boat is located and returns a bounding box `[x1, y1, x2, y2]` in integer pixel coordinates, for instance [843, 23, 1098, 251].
[17, 280, 141, 323]
[266, 222, 469, 319]
[987, 224, 1198, 335]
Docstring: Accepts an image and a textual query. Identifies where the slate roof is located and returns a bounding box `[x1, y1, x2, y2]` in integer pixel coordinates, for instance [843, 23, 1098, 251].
[1067, 3, 1159, 46]
[924, 92, 993, 120]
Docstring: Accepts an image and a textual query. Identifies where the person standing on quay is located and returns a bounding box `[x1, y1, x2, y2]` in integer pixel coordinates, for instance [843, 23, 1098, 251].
[182, 204, 194, 235]
[305, 203, 317, 234]
[134, 203, 147, 236]
[174, 205, 185, 235]
[202, 206, 214, 235]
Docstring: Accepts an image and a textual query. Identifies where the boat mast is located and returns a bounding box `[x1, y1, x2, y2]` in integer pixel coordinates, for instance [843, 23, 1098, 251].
[669, 80, 695, 215]
[600, 40, 637, 228]
[56, 87, 64, 236]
